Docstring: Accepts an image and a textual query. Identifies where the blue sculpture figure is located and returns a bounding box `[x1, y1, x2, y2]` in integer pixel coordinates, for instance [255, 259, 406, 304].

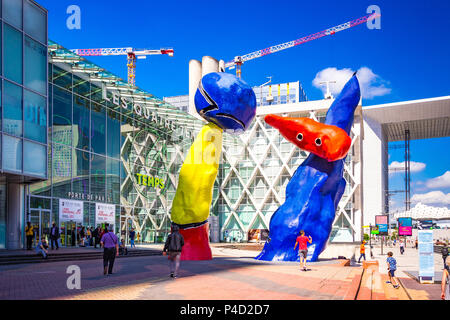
[256, 74, 361, 262]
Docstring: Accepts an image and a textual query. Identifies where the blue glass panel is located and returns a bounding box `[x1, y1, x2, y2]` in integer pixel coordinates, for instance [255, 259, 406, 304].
[72, 149, 90, 196]
[107, 109, 120, 159]
[25, 36, 47, 95]
[24, 0, 47, 44]
[24, 89, 46, 143]
[4, 24, 23, 84]
[3, 81, 22, 137]
[2, 134, 22, 172]
[52, 86, 72, 146]
[91, 103, 106, 155]
[3, 0, 22, 29]
[91, 153, 105, 200]
[51, 143, 72, 198]
[73, 95, 90, 151]
[107, 158, 120, 204]
[23, 141, 46, 177]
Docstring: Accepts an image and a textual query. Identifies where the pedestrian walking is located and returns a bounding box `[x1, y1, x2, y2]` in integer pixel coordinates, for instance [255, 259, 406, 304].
[358, 240, 366, 263]
[49, 222, 60, 250]
[442, 244, 449, 270]
[129, 228, 136, 248]
[36, 237, 49, 259]
[441, 256, 450, 300]
[163, 224, 184, 279]
[386, 251, 400, 289]
[415, 239, 418, 249]
[119, 238, 128, 255]
[399, 239, 405, 255]
[92, 226, 100, 248]
[80, 226, 86, 247]
[293, 230, 312, 271]
[25, 221, 34, 250]
[100, 225, 119, 275]
[86, 227, 92, 247]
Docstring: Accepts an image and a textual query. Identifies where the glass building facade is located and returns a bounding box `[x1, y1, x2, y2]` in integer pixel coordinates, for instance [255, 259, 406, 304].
[0, 0, 48, 249]
[27, 41, 202, 247]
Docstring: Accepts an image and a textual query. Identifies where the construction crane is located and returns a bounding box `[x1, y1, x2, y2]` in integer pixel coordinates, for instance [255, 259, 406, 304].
[225, 13, 381, 78]
[70, 47, 174, 87]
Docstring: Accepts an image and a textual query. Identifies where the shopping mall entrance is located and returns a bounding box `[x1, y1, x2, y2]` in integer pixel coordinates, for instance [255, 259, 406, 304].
[29, 208, 51, 245]
[28, 196, 52, 248]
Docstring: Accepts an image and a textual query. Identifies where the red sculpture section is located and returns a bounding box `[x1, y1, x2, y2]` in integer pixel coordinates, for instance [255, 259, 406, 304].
[264, 114, 352, 162]
[178, 223, 212, 260]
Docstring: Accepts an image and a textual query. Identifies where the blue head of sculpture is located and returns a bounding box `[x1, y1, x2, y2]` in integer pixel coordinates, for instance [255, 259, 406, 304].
[195, 72, 257, 133]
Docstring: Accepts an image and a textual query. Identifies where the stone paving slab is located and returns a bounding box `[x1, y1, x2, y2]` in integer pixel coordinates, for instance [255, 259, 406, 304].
[0, 244, 445, 300]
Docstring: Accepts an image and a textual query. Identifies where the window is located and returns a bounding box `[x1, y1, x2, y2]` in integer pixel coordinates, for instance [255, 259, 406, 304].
[91, 153, 106, 199]
[72, 149, 90, 195]
[2, 134, 22, 172]
[24, 0, 47, 44]
[3, 81, 22, 137]
[24, 89, 46, 143]
[107, 109, 120, 159]
[107, 158, 120, 204]
[23, 141, 46, 177]
[52, 65, 72, 90]
[51, 143, 72, 197]
[52, 86, 72, 146]
[73, 95, 90, 151]
[73, 74, 90, 97]
[4, 24, 22, 84]
[3, 0, 23, 29]
[91, 103, 106, 155]
[25, 36, 47, 95]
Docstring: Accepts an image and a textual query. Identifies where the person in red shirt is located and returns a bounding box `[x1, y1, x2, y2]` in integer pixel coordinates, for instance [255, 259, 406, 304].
[294, 230, 312, 271]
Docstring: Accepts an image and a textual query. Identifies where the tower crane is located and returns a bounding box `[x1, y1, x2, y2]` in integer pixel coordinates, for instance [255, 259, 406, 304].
[225, 13, 381, 78]
[70, 47, 174, 87]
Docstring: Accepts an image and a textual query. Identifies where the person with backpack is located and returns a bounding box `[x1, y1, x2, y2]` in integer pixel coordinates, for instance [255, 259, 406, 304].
[442, 244, 449, 270]
[100, 225, 119, 275]
[163, 224, 184, 279]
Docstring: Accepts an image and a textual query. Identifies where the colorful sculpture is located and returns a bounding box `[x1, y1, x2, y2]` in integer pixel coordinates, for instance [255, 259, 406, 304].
[171, 72, 256, 260]
[256, 74, 360, 262]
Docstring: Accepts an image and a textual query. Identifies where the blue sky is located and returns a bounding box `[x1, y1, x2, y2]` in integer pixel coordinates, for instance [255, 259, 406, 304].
[38, 0, 450, 210]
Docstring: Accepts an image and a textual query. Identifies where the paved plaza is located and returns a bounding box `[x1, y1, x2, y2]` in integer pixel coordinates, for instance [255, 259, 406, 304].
[0, 243, 445, 300]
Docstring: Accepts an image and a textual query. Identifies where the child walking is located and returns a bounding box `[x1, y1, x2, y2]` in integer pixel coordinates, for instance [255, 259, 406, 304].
[386, 251, 400, 289]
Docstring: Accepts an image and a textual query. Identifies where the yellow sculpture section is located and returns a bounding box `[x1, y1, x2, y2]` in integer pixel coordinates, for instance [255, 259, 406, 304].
[171, 122, 223, 225]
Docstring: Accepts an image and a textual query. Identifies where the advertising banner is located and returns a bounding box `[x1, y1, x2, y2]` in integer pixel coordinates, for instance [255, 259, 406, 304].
[95, 203, 116, 225]
[398, 217, 413, 236]
[418, 229, 434, 283]
[59, 199, 83, 223]
[375, 215, 388, 235]
[418, 220, 433, 230]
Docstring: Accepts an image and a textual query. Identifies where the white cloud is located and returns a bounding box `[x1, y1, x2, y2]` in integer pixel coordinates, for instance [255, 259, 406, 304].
[424, 171, 450, 189]
[312, 66, 391, 99]
[388, 161, 426, 174]
[411, 191, 450, 205]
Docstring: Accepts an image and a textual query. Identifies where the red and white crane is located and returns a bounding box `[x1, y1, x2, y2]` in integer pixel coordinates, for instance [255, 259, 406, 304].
[225, 13, 381, 78]
[70, 47, 174, 87]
